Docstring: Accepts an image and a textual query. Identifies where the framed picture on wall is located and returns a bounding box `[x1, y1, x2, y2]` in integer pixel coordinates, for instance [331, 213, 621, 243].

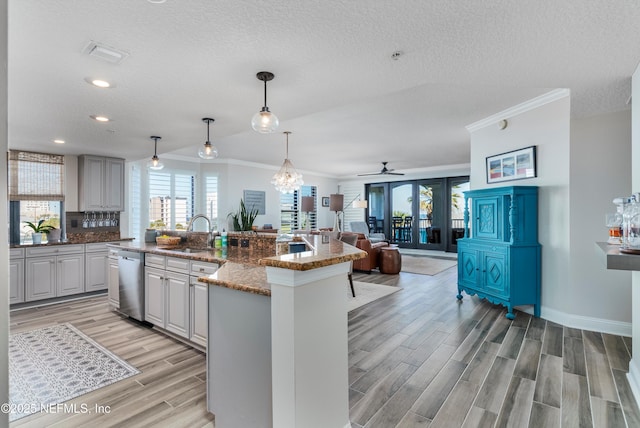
[321, 196, 330, 207]
[486, 145, 537, 184]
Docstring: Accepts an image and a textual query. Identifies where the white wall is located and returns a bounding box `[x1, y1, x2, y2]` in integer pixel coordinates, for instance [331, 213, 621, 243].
[218, 161, 338, 231]
[469, 94, 573, 326]
[469, 93, 634, 334]
[0, 0, 8, 424]
[628, 62, 640, 408]
[569, 110, 632, 326]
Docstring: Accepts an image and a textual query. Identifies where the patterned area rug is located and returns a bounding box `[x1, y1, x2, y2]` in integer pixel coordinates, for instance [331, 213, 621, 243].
[401, 254, 457, 275]
[9, 323, 139, 421]
[348, 281, 400, 311]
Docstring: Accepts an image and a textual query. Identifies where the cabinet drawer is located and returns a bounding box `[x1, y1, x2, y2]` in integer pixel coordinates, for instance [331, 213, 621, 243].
[85, 242, 112, 252]
[26, 244, 84, 257]
[190, 260, 218, 276]
[166, 256, 190, 274]
[145, 254, 166, 269]
[10, 248, 25, 259]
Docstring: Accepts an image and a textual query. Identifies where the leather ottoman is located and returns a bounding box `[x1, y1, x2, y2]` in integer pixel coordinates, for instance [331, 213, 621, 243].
[379, 247, 401, 274]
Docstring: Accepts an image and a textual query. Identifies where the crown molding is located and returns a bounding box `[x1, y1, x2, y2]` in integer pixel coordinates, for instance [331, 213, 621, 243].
[466, 88, 570, 133]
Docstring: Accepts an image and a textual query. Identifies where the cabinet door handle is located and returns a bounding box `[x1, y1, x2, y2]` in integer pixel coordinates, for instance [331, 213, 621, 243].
[199, 268, 205, 272]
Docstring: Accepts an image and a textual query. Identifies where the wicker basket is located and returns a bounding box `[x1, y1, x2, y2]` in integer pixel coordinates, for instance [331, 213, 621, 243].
[156, 236, 181, 249]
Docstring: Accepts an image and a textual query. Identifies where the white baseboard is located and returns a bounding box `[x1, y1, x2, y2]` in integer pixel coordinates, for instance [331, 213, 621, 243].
[533, 306, 632, 337]
[628, 359, 640, 409]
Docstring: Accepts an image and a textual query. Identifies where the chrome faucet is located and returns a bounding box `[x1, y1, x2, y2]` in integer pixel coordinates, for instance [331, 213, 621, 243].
[186, 214, 213, 248]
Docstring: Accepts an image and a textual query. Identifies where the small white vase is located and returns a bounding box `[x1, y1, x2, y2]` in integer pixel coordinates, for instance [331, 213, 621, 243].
[32, 233, 43, 245]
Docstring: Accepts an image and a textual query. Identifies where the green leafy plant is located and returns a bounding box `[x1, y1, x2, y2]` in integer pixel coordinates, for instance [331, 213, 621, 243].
[228, 199, 259, 231]
[24, 219, 56, 233]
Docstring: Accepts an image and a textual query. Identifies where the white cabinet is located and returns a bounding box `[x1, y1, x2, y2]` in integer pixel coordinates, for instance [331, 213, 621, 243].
[56, 254, 85, 296]
[85, 251, 108, 292]
[190, 277, 208, 347]
[189, 259, 217, 347]
[25, 245, 85, 302]
[26, 257, 57, 301]
[10, 248, 25, 304]
[145, 266, 165, 326]
[107, 255, 119, 308]
[78, 155, 125, 211]
[165, 271, 190, 338]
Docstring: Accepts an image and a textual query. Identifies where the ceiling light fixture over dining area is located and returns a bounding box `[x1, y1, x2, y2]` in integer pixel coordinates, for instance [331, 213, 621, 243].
[271, 131, 303, 194]
[198, 117, 218, 160]
[251, 71, 279, 134]
[148, 136, 164, 170]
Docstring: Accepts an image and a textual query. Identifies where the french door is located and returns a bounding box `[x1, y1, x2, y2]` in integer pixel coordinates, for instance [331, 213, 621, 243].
[366, 176, 469, 252]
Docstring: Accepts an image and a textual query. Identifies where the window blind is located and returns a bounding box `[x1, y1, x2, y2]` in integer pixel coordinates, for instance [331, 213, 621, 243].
[205, 175, 219, 230]
[280, 185, 317, 232]
[8, 150, 65, 201]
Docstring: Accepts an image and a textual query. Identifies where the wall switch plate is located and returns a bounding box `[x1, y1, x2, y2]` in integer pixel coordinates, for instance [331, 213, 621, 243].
[230, 238, 238, 247]
[240, 239, 250, 248]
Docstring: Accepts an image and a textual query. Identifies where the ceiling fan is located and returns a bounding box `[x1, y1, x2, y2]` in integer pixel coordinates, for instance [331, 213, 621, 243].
[357, 162, 404, 176]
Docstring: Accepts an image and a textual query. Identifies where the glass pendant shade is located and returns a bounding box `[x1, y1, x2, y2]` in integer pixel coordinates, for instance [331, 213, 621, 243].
[198, 141, 218, 159]
[148, 136, 164, 170]
[252, 71, 279, 133]
[271, 131, 303, 194]
[199, 118, 219, 159]
[148, 155, 164, 170]
[251, 108, 279, 134]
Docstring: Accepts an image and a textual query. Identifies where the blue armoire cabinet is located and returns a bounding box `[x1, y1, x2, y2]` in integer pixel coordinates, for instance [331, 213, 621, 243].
[456, 186, 541, 319]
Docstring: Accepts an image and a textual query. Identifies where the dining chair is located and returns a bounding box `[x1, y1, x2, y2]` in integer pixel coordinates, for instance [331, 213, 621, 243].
[339, 232, 359, 297]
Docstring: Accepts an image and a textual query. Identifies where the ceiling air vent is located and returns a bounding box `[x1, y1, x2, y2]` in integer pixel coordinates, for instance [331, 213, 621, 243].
[82, 41, 129, 64]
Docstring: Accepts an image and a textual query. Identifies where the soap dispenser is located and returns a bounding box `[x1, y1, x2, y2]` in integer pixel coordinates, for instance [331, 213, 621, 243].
[221, 229, 228, 248]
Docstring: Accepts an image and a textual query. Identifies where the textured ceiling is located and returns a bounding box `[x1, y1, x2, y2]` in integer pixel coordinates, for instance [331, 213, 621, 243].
[8, 1, 640, 177]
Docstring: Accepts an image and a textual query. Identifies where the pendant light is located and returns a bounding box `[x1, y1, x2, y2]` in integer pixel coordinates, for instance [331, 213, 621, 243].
[148, 136, 164, 170]
[198, 117, 218, 159]
[251, 71, 279, 134]
[271, 131, 303, 194]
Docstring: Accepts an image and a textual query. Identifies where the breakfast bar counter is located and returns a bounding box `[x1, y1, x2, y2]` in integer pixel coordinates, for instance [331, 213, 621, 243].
[199, 235, 366, 428]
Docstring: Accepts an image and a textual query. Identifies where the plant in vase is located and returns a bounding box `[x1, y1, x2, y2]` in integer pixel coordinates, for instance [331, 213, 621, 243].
[228, 199, 259, 231]
[24, 219, 55, 244]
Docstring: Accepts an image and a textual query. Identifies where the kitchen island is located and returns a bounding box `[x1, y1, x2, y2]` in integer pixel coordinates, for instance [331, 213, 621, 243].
[199, 235, 366, 428]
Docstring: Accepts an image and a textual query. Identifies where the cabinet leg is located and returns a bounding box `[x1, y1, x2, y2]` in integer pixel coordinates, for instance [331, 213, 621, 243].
[505, 307, 515, 320]
[456, 290, 463, 300]
[533, 304, 540, 318]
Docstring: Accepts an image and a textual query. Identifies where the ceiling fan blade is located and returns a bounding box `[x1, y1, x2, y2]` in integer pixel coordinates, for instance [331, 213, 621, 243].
[386, 172, 404, 175]
[357, 172, 383, 176]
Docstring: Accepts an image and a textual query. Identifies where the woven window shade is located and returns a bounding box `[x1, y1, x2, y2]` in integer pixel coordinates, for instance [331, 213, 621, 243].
[8, 150, 65, 201]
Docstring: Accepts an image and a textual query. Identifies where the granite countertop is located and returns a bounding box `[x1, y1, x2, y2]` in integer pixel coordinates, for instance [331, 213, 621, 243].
[114, 235, 366, 297]
[10, 237, 135, 248]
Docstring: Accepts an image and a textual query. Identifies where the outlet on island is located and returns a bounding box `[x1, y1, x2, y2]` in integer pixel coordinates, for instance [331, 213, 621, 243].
[240, 239, 250, 248]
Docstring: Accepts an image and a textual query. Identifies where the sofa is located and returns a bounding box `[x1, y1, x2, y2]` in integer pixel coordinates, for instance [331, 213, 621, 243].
[341, 232, 389, 273]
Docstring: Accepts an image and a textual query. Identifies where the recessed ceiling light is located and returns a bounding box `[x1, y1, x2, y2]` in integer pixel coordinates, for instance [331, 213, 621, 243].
[53, 139, 65, 144]
[148, 0, 167, 3]
[90, 115, 111, 122]
[85, 77, 113, 88]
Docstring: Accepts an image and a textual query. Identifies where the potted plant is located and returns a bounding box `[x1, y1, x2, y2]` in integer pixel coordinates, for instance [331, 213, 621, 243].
[24, 219, 55, 244]
[228, 199, 259, 231]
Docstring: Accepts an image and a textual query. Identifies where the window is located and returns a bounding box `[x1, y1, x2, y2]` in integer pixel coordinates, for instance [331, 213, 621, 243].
[8, 150, 65, 244]
[280, 185, 317, 233]
[205, 175, 219, 231]
[149, 170, 195, 230]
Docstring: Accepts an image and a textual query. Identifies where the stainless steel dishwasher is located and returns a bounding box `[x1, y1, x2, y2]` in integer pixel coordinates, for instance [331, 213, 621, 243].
[118, 250, 145, 322]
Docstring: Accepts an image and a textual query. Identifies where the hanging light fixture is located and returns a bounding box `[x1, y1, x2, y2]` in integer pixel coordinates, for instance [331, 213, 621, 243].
[148, 136, 164, 170]
[271, 131, 303, 194]
[198, 117, 218, 159]
[251, 71, 279, 133]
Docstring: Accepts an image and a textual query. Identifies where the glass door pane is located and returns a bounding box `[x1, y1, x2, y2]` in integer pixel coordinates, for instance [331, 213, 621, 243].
[367, 184, 386, 234]
[417, 180, 444, 250]
[447, 179, 470, 252]
[391, 182, 414, 246]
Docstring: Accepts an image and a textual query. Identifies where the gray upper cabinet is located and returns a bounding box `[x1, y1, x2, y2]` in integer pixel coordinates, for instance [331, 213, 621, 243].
[78, 155, 125, 211]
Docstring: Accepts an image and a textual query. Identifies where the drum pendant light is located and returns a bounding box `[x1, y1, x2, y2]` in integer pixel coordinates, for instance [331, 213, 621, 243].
[198, 117, 218, 159]
[251, 71, 279, 133]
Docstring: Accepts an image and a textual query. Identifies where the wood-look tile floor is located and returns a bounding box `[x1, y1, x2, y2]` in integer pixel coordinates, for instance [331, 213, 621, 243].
[9, 265, 640, 427]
